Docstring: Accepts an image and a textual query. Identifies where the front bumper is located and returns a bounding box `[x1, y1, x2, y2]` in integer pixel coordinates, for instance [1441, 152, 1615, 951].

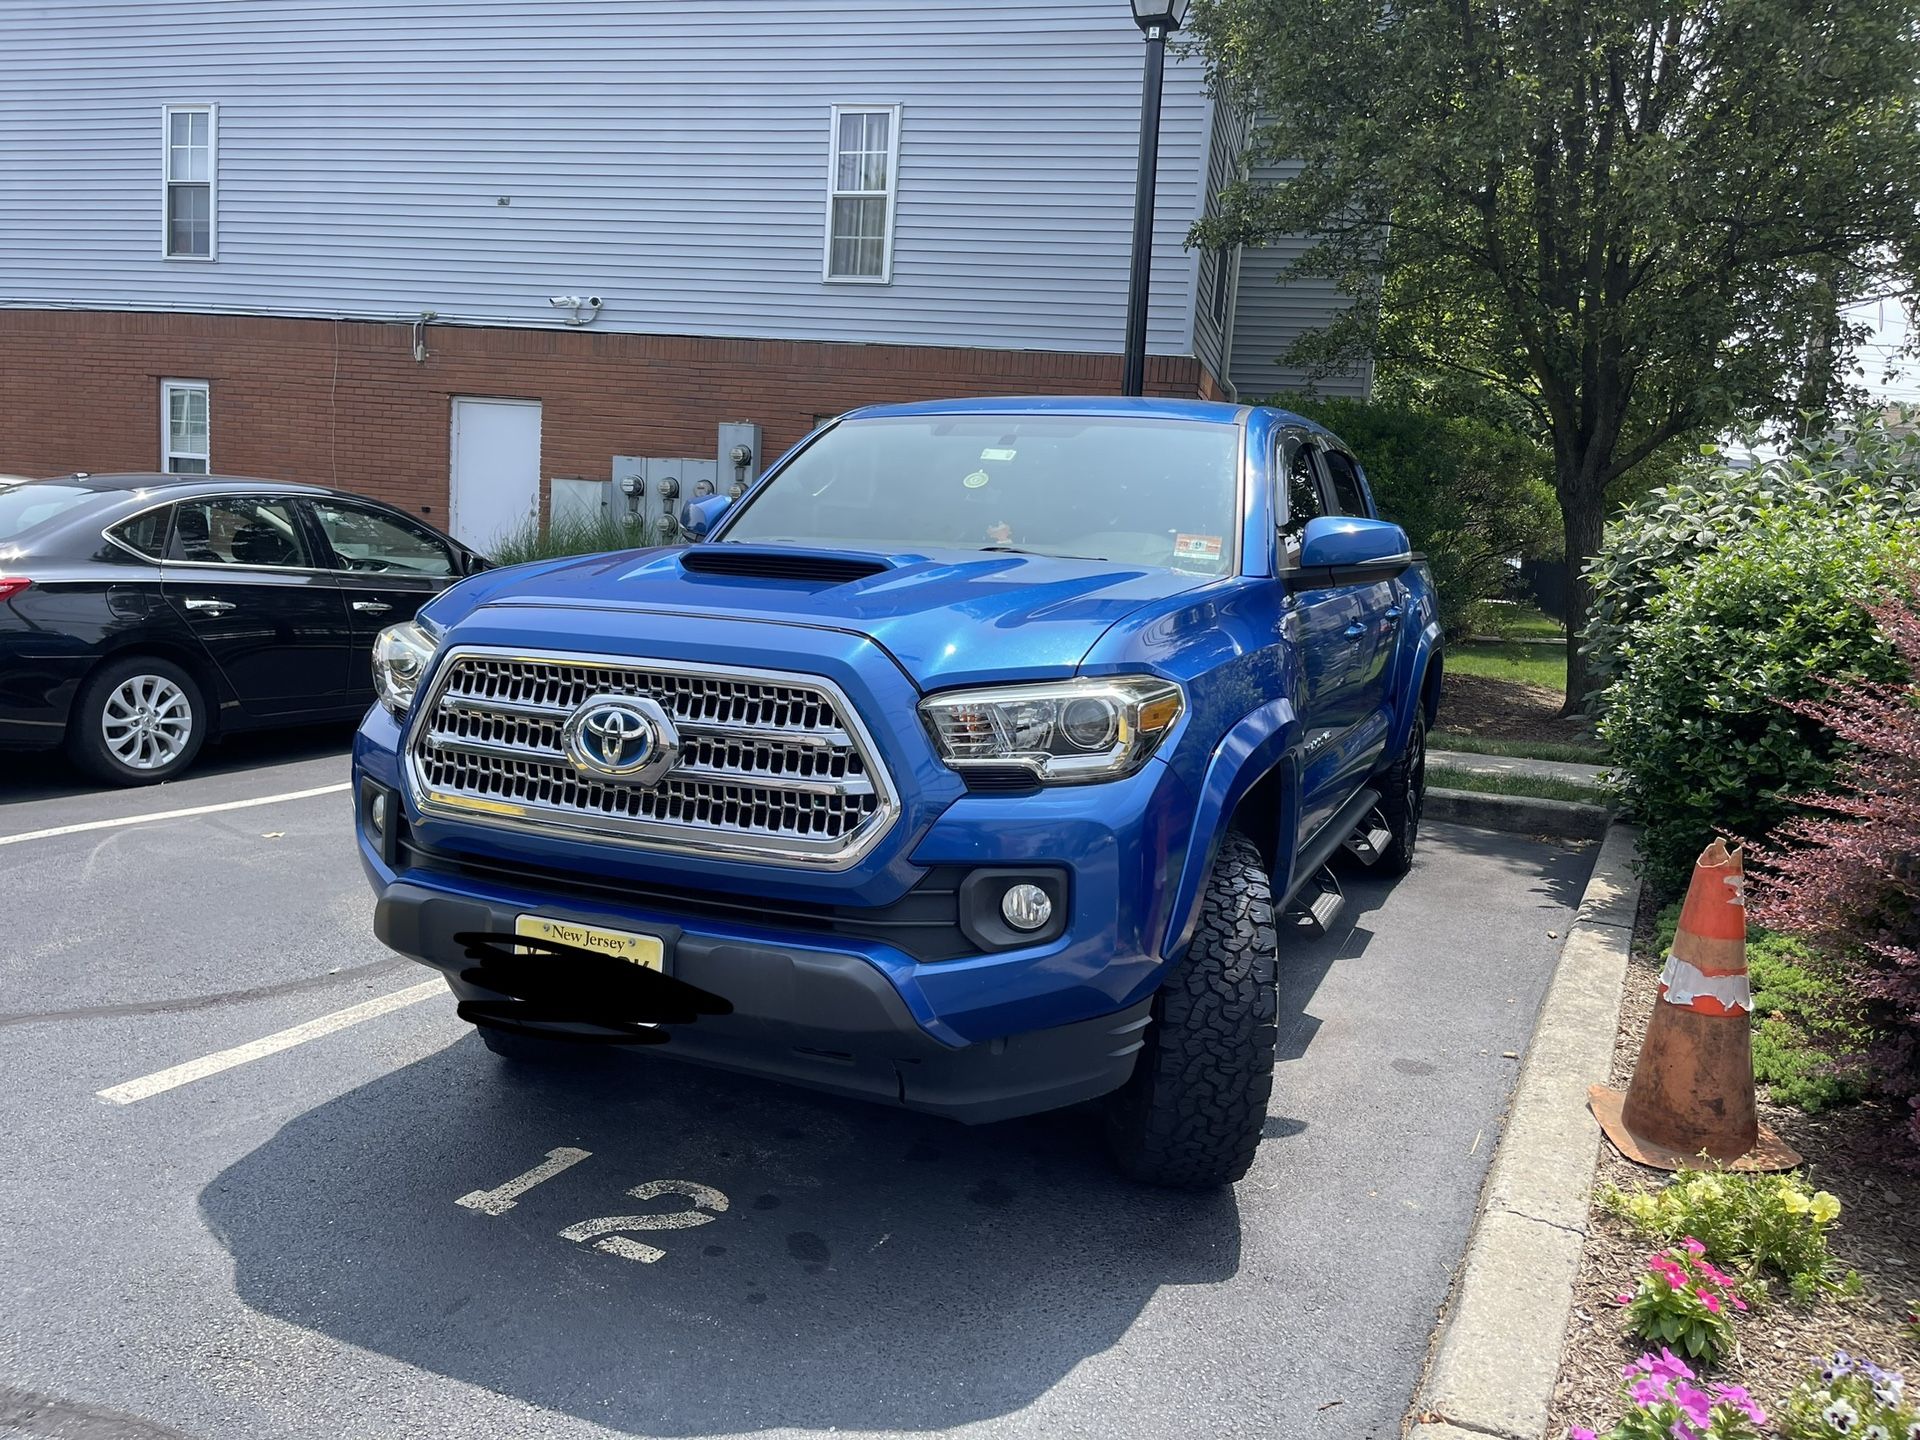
[372, 877, 1153, 1124]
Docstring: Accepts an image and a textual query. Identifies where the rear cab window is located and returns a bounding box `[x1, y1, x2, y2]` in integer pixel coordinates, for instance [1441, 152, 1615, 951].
[109, 507, 171, 560]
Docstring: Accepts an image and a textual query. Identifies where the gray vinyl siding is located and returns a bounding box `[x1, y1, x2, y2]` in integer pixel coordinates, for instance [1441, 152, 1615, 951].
[1, 0, 1208, 357]
[1190, 100, 1248, 386]
[1228, 161, 1373, 400]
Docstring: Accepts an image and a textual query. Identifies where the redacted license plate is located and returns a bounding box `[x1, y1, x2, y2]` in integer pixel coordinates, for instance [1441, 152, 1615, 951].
[513, 914, 665, 972]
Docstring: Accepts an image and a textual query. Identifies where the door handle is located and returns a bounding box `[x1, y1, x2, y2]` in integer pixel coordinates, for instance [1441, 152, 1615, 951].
[1342, 621, 1368, 639]
[1383, 605, 1404, 624]
[182, 597, 235, 615]
[351, 600, 393, 615]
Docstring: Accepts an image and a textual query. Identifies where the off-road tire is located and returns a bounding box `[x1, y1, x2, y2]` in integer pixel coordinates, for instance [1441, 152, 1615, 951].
[1374, 715, 1426, 876]
[66, 655, 207, 786]
[1104, 829, 1279, 1189]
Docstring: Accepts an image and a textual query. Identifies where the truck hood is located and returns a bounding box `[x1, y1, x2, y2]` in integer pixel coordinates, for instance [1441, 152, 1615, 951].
[427, 544, 1216, 689]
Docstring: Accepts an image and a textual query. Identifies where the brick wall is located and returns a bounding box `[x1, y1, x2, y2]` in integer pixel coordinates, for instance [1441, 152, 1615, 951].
[0, 309, 1215, 524]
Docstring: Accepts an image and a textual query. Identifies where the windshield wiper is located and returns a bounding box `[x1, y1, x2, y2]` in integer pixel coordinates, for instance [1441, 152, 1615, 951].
[978, 544, 1108, 561]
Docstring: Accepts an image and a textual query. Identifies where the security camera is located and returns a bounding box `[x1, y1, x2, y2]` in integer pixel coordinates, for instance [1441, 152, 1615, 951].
[585, 296, 604, 309]
[549, 295, 582, 308]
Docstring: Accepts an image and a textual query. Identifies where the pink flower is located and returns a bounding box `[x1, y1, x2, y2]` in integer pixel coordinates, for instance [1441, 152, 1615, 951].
[1671, 1380, 1714, 1430]
[1681, 1236, 1706, 1256]
[1615, 1292, 1634, 1305]
[1649, 1348, 1696, 1384]
[1731, 1296, 1748, 1312]
[1631, 1376, 1667, 1406]
[1569, 1428, 1598, 1440]
[1700, 1292, 1722, 1314]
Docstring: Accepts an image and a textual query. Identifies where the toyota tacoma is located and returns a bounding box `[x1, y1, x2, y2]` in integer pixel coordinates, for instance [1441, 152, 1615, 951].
[353, 396, 1441, 1188]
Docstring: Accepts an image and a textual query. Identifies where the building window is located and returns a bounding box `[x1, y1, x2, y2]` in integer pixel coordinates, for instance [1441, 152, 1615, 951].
[1211, 247, 1233, 326]
[824, 105, 899, 283]
[162, 381, 210, 474]
[163, 104, 216, 258]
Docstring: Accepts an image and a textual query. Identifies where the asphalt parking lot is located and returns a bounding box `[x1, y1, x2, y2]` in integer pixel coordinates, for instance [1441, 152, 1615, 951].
[1, 733, 1594, 1440]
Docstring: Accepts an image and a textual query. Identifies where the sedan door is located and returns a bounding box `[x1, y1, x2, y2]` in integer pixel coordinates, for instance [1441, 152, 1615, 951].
[158, 494, 353, 715]
[302, 497, 462, 697]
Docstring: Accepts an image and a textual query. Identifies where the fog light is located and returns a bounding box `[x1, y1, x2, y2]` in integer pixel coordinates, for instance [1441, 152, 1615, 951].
[1000, 883, 1053, 931]
[369, 789, 389, 836]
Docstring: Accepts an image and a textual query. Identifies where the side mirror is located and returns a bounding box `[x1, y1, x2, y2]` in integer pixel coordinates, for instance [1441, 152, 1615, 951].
[680, 493, 733, 542]
[462, 548, 494, 575]
[1290, 516, 1413, 586]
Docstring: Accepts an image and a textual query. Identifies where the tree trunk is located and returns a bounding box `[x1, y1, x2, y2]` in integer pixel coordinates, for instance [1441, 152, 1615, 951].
[1556, 471, 1608, 716]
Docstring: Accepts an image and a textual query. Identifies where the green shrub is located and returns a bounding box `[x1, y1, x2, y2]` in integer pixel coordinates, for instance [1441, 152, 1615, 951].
[1585, 413, 1920, 692]
[1596, 509, 1913, 893]
[486, 511, 658, 567]
[1262, 393, 1560, 636]
[1598, 1169, 1854, 1303]
[1651, 905, 1872, 1113]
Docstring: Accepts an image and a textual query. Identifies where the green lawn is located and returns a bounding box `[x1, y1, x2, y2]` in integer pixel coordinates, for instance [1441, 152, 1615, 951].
[1446, 639, 1568, 691]
[1426, 764, 1605, 805]
[1480, 603, 1565, 640]
[1428, 730, 1605, 765]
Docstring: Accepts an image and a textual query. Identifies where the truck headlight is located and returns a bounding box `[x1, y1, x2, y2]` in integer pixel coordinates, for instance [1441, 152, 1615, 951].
[371, 618, 442, 717]
[920, 677, 1183, 784]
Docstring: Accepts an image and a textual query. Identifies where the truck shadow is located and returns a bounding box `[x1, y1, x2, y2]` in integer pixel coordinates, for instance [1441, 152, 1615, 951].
[197, 1038, 1243, 1436]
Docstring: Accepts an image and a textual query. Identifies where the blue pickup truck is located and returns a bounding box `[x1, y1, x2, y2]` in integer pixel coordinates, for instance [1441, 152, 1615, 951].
[353, 396, 1441, 1188]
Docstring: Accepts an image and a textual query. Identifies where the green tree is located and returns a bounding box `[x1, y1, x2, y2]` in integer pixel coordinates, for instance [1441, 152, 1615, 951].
[1188, 0, 1920, 708]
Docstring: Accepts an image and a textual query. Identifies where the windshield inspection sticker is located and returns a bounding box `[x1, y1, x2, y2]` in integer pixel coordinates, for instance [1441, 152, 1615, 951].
[979, 447, 1017, 462]
[1174, 534, 1224, 561]
[962, 470, 991, 489]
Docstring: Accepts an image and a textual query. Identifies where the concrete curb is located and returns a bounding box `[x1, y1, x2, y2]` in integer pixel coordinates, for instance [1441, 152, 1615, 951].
[1429, 749, 1610, 787]
[1408, 821, 1642, 1440]
[1425, 787, 1612, 841]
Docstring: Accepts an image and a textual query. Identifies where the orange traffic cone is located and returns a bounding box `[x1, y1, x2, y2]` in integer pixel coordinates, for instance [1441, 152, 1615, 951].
[1589, 838, 1799, 1171]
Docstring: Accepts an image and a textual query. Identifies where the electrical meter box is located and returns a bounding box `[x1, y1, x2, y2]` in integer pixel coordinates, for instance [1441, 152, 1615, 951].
[611, 456, 720, 545]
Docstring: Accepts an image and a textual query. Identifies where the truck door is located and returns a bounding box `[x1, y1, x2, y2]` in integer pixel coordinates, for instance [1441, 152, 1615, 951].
[1277, 434, 1389, 836]
[1315, 442, 1399, 729]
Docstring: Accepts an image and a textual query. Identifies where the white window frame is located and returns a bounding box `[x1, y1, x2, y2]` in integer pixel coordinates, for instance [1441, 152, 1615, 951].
[822, 103, 901, 285]
[160, 380, 211, 474]
[161, 103, 218, 260]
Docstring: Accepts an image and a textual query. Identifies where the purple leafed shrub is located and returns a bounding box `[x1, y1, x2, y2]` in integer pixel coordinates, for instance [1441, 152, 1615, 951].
[1749, 574, 1920, 1161]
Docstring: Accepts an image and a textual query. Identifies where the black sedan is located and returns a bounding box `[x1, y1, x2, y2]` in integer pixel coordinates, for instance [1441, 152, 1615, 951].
[0, 474, 488, 785]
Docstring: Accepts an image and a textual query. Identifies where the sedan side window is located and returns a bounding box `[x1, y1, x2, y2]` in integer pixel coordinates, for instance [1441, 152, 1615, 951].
[109, 506, 172, 560]
[310, 501, 456, 577]
[1320, 448, 1371, 517]
[170, 497, 313, 569]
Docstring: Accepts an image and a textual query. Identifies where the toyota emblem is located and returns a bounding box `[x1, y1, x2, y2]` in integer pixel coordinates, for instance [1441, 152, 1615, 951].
[560, 694, 679, 785]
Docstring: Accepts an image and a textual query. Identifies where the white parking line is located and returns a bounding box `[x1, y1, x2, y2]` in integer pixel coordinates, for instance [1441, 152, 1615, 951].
[0, 781, 350, 848]
[96, 979, 442, 1105]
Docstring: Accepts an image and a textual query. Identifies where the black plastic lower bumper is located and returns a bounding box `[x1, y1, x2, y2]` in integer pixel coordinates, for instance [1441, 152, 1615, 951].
[373, 881, 1152, 1125]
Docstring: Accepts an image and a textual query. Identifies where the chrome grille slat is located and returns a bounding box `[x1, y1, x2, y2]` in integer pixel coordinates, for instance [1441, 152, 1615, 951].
[405, 648, 900, 868]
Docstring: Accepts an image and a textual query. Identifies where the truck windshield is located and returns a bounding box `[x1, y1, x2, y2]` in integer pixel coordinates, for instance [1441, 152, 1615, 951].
[721, 415, 1242, 572]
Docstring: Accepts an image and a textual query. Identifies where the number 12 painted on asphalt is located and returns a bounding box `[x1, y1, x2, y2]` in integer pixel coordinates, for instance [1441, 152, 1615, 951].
[455, 1146, 731, 1264]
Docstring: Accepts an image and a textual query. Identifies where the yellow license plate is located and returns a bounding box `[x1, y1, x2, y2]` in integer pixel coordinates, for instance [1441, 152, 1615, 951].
[514, 914, 665, 971]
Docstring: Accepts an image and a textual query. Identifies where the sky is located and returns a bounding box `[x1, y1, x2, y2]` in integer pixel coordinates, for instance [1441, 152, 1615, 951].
[1848, 295, 1920, 408]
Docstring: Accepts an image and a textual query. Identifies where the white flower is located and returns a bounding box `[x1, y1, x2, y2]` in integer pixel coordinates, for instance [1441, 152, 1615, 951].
[1865, 1426, 1890, 1440]
[1875, 1373, 1906, 1406]
[1825, 1399, 1860, 1434]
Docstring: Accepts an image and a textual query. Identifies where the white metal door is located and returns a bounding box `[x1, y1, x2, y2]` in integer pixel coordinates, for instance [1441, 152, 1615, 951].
[449, 398, 541, 553]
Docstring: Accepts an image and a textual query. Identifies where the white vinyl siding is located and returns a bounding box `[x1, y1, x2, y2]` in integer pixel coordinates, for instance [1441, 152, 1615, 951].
[1228, 159, 1373, 400]
[0, 1, 1376, 363]
[162, 103, 215, 259]
[824, 105, 899, 283]
[161, 379, 210, 473]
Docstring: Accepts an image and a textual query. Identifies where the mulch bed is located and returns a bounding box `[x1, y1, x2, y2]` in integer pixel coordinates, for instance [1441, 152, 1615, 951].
[1439, 672, 1600, 745]
[1544, 891, 1920, 1436]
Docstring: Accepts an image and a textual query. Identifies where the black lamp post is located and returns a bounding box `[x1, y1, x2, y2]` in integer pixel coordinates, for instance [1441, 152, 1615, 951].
[1121, 0, 1192, 397]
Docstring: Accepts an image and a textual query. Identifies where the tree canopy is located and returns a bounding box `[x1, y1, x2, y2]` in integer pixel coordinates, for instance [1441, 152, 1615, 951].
[1188, 0, 1920, 704]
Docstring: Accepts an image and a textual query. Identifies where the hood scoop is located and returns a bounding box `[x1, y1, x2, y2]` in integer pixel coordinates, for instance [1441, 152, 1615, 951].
[679, 545, 893, 585]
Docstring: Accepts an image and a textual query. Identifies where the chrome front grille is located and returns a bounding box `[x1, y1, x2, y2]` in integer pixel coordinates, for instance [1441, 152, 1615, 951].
[405, 649, 900, 868]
